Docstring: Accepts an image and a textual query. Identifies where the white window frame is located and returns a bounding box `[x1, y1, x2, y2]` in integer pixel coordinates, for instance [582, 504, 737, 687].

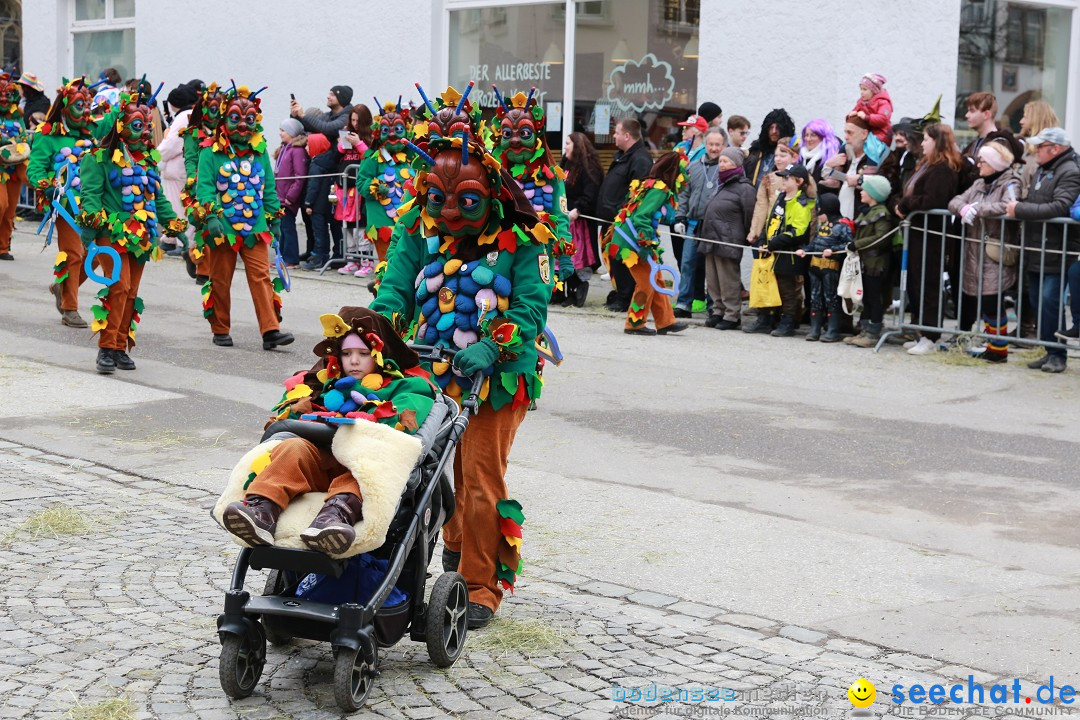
[441, 0, 576, 149]
[68, 0, 136, 78]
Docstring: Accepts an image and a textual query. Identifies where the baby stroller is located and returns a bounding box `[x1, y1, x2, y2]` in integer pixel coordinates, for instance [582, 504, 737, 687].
[215, 346, 480, 711]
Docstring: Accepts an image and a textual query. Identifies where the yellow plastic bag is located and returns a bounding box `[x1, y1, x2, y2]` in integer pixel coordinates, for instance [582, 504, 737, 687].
[749, 254, 780, 308]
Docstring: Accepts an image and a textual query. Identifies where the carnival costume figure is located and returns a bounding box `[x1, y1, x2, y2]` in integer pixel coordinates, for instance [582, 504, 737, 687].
[357, 98, 415, 265]
[602, 151, 688, 334]
[78, 87, 188, 374]
[370, 135, 550, 629]
[179, 82, 224, 282]
[194, 83, 293, 351]
[491, 86, 575, 302]
[0, 73, 29, 261]
[27, 77, 98, 327]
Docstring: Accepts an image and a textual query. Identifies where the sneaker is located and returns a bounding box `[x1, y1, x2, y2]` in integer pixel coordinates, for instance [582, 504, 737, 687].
[300, 493, 364, 554]
[299, 258, 325, 271]
[691, 299, 707, 314]
[222, 496, 282, 546]
[1027, 353, 1049, 370]
[600, 272, 610, 282]
[354, 263, 373, 277]
[907, 337, 937, 355]
[704, 315, 722, 328]
[467, 602, 494, 630]
[338, 261, 360, 275]
[903, 339, 919, 349]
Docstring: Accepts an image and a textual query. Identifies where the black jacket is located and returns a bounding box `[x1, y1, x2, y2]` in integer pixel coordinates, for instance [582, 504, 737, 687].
[563, 162, 601, 217]
[698, 175, 755, 260]
[1016, 148, 1080, 274]
[304, 148, 340, 216]
[596, 140, 652, 221]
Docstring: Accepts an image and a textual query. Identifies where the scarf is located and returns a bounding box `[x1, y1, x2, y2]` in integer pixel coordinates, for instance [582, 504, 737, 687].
[801, 143, 824, 173]
[718, 165, 744, 185]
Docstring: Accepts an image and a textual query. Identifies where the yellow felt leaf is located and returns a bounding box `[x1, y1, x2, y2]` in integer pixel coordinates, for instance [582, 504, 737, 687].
[506, 535, 522, 551]
[55, 251, 68, 264]
[624, 252, 639, 268]
[361, 373, 384, 390]
[134, 209, 147, 221]
[285, 384, 312, 401]
[319, 313, 351, 338]
[91, 318, 107, 332]
[249, 451, 272, 475]
[112, 149, 124, 164]
[316, 369, 330, 384]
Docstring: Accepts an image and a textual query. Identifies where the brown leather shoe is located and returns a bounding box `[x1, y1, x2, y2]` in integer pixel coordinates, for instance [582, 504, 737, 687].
[222, 495, 282, 546]
[300, 493, 363, 554]
[61, 310, 88, 328]
[49, 283, 63, 314]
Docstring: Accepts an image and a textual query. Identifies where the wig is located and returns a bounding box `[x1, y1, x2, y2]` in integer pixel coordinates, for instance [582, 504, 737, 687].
[800, 119, 840, 166]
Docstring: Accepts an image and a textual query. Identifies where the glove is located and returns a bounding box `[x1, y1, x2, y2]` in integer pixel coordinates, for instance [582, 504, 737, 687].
[846, 242, 857, 253]
[205, 216, 225, 241]
[452, 337, 500, 376]
[960, 203, 978, 225]
[80, 225, 98, 246]
[268, 218, 282, 241]
[673, 220, 686, 236]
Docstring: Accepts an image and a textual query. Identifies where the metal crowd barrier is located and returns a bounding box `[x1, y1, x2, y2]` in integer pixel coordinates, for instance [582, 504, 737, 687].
[881, 208, 1080, 354]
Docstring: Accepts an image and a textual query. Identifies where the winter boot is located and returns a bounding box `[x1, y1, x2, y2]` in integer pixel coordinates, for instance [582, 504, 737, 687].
[112, 349, 136, 370]
[851, 321, 883, 348]
[770, 315, 796, 337]
[300, 493, 364, 555]
[805, 312, 823, 341]
[222, 495, 282, 546]
[743, 311, 774, 334]
[820, 313, 843, 343]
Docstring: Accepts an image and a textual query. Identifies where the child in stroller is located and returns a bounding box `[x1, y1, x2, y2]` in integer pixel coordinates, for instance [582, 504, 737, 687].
[211, 306, 482, 711]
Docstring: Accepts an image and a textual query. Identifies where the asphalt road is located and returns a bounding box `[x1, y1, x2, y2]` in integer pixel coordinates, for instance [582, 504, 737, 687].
[2, 222, 1078, 690]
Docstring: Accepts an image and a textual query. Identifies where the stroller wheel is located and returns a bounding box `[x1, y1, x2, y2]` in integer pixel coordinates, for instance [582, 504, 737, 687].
[333, 641, 376, 712]
[261, 570, 294, 646]
[426, 572, 469, 667]
[218, 626, 266, 699]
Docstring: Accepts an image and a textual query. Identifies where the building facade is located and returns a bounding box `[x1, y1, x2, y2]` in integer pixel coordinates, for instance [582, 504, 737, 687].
[22, 0, 1080, 152]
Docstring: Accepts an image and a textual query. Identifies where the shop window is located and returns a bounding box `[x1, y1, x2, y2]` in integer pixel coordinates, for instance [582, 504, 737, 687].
[956, 0, 1070, 136]
[0, 0, 20, 69]
[573, 0, 698, 157]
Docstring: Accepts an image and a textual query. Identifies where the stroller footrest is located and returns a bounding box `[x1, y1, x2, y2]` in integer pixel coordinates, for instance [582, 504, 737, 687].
[249, 546, 347, 578]
[247, 594, 342, 624]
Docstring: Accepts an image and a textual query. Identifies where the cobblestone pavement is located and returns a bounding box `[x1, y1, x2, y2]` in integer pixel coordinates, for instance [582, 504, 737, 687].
[0, 443, 1062, 720]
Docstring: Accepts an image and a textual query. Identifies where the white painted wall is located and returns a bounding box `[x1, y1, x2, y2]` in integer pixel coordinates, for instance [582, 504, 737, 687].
[23, 0, 438, 132]
[697, 0, 963, 142]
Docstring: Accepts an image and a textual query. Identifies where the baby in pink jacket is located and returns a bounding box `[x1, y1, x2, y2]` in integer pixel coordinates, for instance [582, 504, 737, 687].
[848, 73, 893, 145]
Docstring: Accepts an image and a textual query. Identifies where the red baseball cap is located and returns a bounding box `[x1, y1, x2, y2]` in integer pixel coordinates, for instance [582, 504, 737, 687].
[677, 115, 708, 133]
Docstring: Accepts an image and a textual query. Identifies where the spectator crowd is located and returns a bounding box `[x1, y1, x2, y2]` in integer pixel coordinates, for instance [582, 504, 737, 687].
[10, 66, 1080, 374]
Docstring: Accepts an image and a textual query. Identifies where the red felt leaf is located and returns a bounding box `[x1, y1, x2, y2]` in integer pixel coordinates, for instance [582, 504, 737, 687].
[499, 517, 522, 538]
[511, 376, 528, 409]
[497, 229, 518, 252]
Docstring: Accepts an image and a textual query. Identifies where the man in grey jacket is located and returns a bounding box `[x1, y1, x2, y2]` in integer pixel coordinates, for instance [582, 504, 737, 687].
[672, 128, 726, 317]
[1006, 128, 1080, 373]
[290, 85, 354, 136]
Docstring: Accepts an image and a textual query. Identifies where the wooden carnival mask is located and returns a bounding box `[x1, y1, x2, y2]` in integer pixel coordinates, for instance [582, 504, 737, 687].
[374, 98, 411, 153]
[415, 83, 478, 142]
[222, 95, 259, 145]
[198, 86, 224, 132]
[424, 142, 493, 238]
[61, 84, 94, 133]
[0, 74, 20, 115]
[117, 101, 153, 153]
[494, 89, 545, 165]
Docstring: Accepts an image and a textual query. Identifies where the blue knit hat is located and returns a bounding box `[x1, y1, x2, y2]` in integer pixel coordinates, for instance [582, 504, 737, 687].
[861, 174, 891, 203]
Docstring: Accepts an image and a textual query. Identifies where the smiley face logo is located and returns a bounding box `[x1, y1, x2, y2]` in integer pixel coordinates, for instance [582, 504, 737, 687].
[848, 678, 876, 708]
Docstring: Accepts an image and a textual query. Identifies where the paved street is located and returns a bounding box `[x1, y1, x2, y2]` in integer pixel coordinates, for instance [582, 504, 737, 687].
[2, 222, 1080, 720]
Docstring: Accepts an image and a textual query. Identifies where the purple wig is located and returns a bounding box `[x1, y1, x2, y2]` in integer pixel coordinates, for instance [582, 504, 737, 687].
[801, 119, 840, 165]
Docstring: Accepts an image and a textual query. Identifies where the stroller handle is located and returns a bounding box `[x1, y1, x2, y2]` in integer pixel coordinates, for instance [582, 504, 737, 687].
[408, 344, 485, 412]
